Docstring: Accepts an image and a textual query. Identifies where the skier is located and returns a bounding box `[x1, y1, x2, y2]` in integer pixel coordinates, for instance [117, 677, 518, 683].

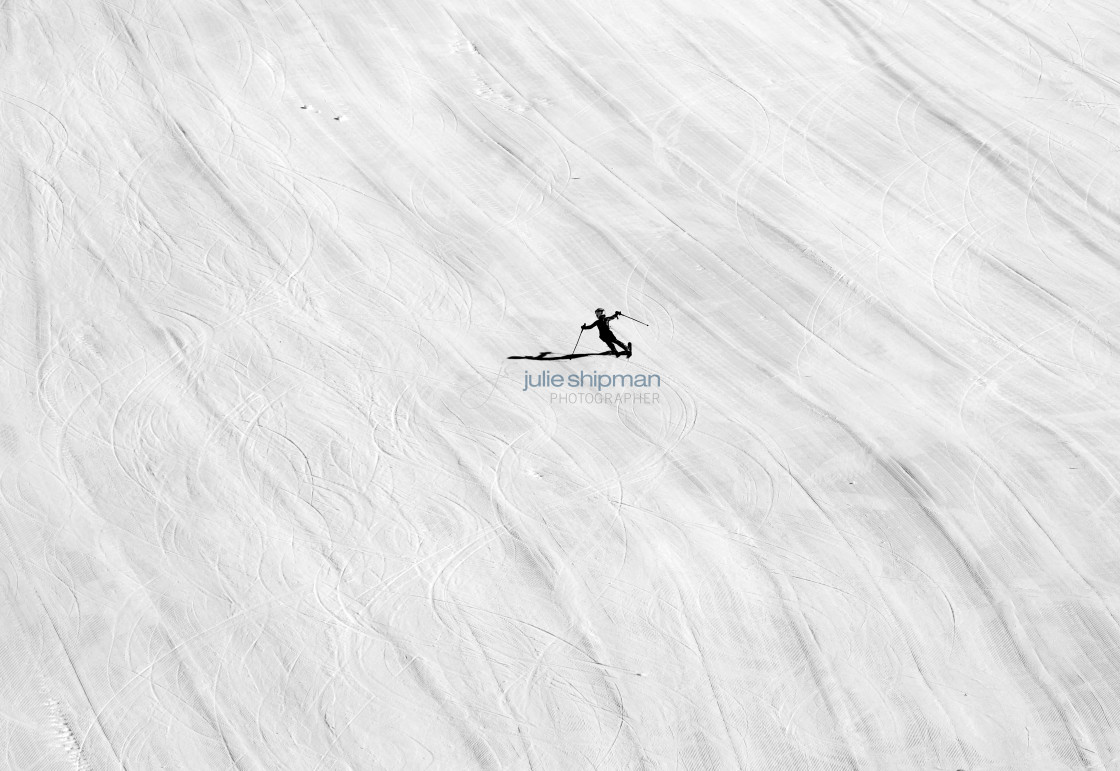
[582, 308, 631, 357]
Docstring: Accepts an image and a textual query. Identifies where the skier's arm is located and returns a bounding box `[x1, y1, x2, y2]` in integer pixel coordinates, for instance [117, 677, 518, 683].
[581, 322, 594, 330]
[610, 311, 621, 320]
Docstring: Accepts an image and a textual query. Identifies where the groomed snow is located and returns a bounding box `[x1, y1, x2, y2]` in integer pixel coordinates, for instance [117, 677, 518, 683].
[3, 0, 1120, 768]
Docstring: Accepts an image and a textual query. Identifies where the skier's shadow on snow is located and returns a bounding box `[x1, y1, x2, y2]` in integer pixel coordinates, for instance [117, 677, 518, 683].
[508, 351, 619, 361]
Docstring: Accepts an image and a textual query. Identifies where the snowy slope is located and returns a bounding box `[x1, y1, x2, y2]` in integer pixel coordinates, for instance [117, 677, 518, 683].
[3, 0, 1120, 768]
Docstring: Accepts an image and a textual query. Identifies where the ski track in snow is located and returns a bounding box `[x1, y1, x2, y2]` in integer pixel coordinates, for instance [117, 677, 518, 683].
[2, 0, 1120, 768]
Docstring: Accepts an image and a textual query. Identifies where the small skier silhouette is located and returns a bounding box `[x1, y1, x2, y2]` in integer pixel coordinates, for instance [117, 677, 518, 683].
[582, 308, 631, 357]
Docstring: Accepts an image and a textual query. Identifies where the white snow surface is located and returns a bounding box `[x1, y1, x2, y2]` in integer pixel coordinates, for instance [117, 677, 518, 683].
[3, 0, 1120, 768]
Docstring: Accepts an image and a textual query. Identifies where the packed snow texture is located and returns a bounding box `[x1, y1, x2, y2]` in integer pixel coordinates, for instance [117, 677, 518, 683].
[3, 0, 1120, 768]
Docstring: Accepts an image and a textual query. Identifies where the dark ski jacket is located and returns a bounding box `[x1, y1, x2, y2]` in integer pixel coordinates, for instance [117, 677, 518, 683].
[583, 312, 621, 340]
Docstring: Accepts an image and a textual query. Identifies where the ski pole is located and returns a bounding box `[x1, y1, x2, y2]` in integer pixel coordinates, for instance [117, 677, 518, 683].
[572, 328, 584, 354]
[618, 312, 648, 326]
